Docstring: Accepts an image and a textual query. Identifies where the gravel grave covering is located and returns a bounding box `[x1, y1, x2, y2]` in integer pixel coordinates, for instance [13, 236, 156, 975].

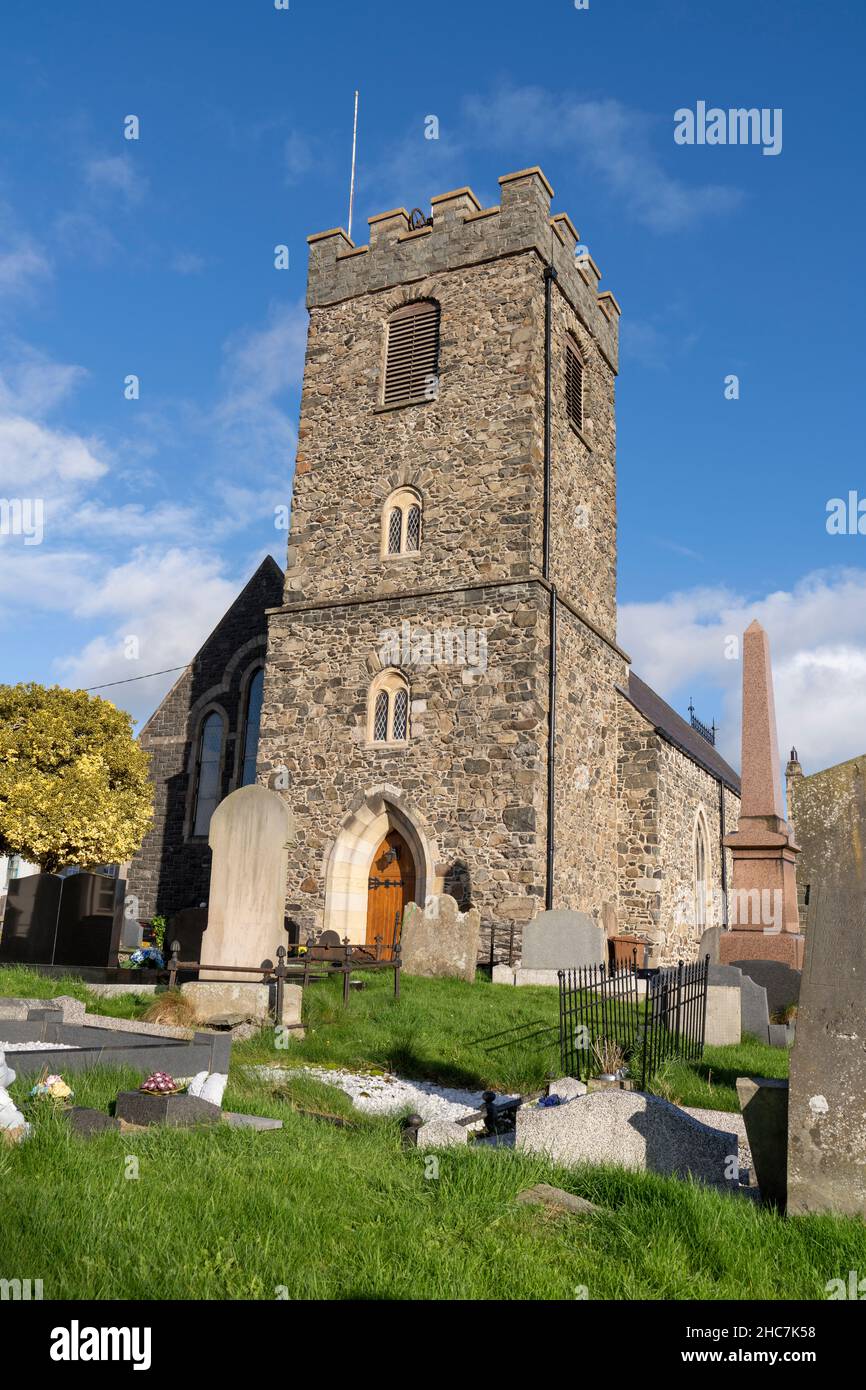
[1, 1040, 76, 1052]
[247, 1064, 517, 1121]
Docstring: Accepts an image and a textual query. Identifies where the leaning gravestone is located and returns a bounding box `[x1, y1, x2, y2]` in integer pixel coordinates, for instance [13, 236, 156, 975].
[400, 895, 480, 983]
[521, 910, 606, 971]
[200, 785, 294, 978]
[787, 892, 866, 1217]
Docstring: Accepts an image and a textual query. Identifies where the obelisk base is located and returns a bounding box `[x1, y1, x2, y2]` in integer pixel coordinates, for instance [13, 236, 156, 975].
[719, 930, 805, 971]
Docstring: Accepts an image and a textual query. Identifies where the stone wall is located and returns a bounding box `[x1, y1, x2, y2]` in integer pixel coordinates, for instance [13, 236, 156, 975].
[616, 694, 740, 965]
[125, 558, 284, 922]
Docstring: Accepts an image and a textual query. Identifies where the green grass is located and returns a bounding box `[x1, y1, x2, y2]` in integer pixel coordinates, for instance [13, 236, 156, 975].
[0, 963, 155, 1020]
[1, 1061, 859, 1301]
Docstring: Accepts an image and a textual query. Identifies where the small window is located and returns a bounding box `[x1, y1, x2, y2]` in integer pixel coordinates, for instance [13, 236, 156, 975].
[192, 710, 225, 837]
[566, 340, 584, 432]
[694, 814, 709, 928]
[240, 667, 265, 787]
[368, 671, 410, 745]
[383, 300, 440, 408]
[381, 487, 423, 557]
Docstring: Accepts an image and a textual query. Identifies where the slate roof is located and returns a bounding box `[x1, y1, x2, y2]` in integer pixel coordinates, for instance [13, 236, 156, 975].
[618, 671, 741, 795]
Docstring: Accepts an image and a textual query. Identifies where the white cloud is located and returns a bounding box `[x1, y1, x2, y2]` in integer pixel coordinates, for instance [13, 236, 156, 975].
[463, 85, 743, 233]
[84, 155, 147, 204]
[0, 414, 108, 490]
[619, 568, 866, 775]
[214, 299, 307, 465]
[56, 546, 241, 725]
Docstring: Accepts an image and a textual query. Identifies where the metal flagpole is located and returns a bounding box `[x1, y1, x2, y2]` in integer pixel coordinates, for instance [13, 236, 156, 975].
[347, 90, 359, 242]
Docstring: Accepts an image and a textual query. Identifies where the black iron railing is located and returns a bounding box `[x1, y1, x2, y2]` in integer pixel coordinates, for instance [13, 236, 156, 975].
[558, 953, 709, 1090]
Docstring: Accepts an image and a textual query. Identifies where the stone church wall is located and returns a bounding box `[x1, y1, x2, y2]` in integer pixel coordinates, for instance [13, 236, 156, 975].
[259, 581, 550, 961]
[616, 695, 662, 935]
[616, 695, 740, 966]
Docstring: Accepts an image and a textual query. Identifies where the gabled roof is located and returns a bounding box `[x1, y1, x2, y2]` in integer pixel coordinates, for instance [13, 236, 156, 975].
[618, 671, 741, 795]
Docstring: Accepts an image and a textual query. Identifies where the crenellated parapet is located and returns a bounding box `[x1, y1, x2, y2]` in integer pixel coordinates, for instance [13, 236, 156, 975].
[306, 167, 620, 370]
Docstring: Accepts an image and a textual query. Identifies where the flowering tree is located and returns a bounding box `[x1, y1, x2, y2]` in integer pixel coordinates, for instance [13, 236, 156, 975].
[0, 683, 153, 873]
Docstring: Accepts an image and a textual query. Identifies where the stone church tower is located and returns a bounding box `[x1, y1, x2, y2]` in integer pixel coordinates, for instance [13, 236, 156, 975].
[258, 167, 629, 960]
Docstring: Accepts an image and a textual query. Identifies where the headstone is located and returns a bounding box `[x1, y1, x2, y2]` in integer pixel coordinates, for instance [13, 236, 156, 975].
[400, 895, 480, 982]
[168, 906, 208, 969]
[704, 984, 741, 1046]
[698, 926, 722, 964]
[516, 1090, 738, 1190]
[222, 1112, 283, 1130]
[520, 910, 606, 971]
[707, 963, 771, 1043]
[201, 785, 294, 977]
[732, 959, 800, 1017]
[721, 621, 804, 968]
[787, 893, 866, 1217]
[736, 1077, 788, 1210]
[114, 1090, 222, 1128]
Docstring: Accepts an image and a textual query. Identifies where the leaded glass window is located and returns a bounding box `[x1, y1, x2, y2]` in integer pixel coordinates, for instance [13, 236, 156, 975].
[192, 711, 224, 836]
[392, 688, 408, 741]
[240, 668, 265, 787]
[374, 690, 389, 742]
[388, 508, 402, 554]
[406, 505, 421, 551]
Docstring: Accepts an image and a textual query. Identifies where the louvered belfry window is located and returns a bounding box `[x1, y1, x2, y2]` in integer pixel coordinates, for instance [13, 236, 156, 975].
[565, 341, 584, 432]
[383, 301, 440, 407]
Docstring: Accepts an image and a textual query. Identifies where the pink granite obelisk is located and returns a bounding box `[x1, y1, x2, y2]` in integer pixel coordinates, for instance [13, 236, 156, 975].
[720, 620, 804, 969]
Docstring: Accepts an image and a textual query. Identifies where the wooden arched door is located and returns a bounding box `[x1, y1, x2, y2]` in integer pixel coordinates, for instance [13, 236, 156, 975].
[365, 829, 416, 958]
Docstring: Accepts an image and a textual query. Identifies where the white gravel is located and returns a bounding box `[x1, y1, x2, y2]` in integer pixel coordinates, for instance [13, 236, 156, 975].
[1, 1040, 76, 1052]
[247, 1064, 516, 1122]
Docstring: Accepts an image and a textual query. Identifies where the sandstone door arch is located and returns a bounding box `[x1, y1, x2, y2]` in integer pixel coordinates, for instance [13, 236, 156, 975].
[366, 829, 416, 956]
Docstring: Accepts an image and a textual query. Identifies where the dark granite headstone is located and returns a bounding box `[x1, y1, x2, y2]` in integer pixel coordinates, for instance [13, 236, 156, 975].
[787, 892, 866, 1216]
[114, 1091, 222, 1128]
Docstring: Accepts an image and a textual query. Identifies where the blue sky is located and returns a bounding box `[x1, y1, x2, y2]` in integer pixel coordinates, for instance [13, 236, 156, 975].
[0, 0, 864, 773]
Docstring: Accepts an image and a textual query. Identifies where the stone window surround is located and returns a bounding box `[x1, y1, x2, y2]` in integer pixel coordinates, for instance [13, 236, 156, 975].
[366, 668, 411, 746]
[693, 804, 713, 929]
[380, 485, 423, 559]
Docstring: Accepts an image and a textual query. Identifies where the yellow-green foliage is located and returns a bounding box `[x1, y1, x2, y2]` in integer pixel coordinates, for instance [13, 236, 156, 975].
[0, 683, 153, 872]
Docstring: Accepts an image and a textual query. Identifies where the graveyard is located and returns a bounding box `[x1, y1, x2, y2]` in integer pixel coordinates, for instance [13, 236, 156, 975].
[4, 964, 866, 1302]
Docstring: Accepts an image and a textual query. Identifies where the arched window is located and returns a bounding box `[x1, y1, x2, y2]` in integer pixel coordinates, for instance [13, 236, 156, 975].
[367, 670, 410, 745]
[239, 667, 265, 787]
[192, 710, 225, 837]
[565, 337, 585, 432]
[383, 300, 440, 407]
[693, 812, 710, 929]
[381, 487, 422, 557]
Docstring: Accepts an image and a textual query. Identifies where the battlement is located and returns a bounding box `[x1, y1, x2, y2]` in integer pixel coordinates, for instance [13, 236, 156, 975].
[306, 167, 620, 369]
